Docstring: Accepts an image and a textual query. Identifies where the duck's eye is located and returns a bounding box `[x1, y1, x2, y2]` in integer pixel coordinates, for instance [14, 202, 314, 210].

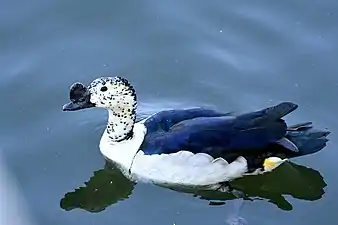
[100, 86, 108, 92]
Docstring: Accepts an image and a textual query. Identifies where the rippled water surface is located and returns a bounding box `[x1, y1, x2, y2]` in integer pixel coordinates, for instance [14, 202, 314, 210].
[1, 0, 338, 224]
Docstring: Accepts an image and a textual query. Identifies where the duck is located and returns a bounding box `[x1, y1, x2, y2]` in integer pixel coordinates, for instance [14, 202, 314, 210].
[62, 76, 330, 190]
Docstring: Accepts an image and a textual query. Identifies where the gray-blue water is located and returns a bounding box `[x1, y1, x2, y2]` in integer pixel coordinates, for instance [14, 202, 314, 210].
[1, 0, 337, 224]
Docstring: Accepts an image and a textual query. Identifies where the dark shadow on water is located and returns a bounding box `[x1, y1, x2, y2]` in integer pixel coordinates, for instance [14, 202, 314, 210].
[192, 161, 327, 211]
[60, 162, 136, 213]
[60, 161, 326, 212]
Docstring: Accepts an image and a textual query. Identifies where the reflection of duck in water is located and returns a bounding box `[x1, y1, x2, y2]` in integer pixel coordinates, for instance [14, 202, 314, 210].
[60, 160, 326, 212]
[60, 162, 135, 213]
[62, 76, 330, 190]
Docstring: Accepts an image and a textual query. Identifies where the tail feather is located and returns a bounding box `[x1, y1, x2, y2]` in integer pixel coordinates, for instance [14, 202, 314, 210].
[283, 122, 330, 156]
[287, 121, 312, 131]
[237, 102, 298, 123]
[263, 102, 298, 120]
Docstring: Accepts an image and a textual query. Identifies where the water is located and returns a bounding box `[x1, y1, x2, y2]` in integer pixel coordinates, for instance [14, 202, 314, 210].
[1, 0, 338, 224]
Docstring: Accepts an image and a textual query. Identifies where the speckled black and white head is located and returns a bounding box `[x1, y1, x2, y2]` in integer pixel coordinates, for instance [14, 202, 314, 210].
[88, 77, 137, 111]
[63, 76, 137, 142]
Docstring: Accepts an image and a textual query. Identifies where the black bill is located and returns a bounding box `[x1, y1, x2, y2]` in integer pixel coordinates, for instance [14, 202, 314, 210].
[62, 82, 95, 111]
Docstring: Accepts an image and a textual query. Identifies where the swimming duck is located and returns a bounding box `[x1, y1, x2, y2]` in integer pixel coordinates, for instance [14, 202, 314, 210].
[62, 76, 330, 189]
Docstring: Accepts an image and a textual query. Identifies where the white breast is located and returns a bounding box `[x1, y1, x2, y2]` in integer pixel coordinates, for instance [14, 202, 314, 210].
[131, 151, 249, 187]
[99, 121, 249, 188]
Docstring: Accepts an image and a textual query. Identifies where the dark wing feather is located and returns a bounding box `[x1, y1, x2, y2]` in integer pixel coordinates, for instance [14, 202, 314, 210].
[142, 102, 298, 156]
[143, 116, 287, 155]
[143, 108, 232, 132]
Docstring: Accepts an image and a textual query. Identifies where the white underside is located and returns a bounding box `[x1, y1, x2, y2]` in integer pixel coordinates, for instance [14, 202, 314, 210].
[99, 119, 255, 189]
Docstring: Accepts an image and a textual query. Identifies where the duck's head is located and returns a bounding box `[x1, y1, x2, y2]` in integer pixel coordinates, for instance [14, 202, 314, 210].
[62, 76, 137, 113]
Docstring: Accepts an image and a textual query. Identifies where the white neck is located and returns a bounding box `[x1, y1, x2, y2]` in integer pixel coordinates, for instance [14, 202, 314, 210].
[100, 122, 147, 174]
[106, 109, 136, 142]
